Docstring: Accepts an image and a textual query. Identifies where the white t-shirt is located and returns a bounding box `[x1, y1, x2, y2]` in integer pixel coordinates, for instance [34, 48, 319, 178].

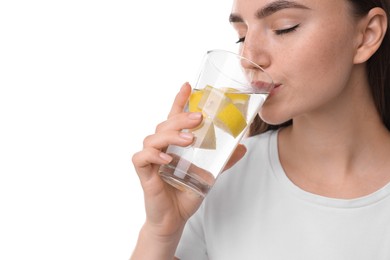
[175, 130, 390, 260]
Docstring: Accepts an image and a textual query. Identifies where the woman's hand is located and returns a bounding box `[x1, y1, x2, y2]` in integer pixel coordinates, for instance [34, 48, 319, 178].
[132, 82, 205, 238]
[131, 83, 248, 259]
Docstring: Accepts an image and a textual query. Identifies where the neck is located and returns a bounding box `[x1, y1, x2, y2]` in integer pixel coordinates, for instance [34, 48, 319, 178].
[278, 69, 390, 198]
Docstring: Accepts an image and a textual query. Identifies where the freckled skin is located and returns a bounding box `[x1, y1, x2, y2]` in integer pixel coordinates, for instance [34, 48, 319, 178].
[231, 0, 362, 125]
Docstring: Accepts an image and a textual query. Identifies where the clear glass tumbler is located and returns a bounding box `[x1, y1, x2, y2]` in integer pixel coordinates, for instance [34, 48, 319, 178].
[159, 49, 274, 197]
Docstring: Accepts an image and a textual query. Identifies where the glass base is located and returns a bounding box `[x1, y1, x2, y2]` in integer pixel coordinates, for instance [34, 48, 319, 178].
[159, 164, 212, 197]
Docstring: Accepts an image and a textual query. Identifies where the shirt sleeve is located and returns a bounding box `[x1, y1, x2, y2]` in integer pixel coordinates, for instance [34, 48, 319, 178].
[175, 202, 208, 260]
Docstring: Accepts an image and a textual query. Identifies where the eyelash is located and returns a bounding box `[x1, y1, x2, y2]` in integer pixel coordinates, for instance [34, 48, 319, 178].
[275, 24, 300, 35]
[235, 24, 300, 44]
[236, 37, 245, 44]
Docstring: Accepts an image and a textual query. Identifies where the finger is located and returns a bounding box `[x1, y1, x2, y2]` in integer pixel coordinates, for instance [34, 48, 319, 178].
[143, 131, 195, 150]
[168, 82, 192, 118]
[132, 148, 174, 184]
[155, 112, 203, 133]
[223, 144, 247, 172]
[132, 151, 172, 194]
[132, 148, 172, 170]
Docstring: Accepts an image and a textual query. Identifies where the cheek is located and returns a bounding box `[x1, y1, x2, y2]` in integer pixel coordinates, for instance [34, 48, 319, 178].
[287, 22, 356, 93]
[299, 32, 351, 75]
[260, 30, 356, 124]
[305, 33, 356, 94]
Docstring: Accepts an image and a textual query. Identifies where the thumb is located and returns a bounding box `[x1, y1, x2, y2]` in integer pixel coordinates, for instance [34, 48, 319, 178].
[223, 144, 247, 172]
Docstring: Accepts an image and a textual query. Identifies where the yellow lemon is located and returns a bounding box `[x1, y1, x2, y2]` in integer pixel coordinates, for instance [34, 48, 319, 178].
[215, 103, 247, 138]
[188, 90, 204, 113]
[189, 85, 215, 113]
[225, 92, 250, 116]
[189, 85, 248, 138]
[198, 86, 228, 118]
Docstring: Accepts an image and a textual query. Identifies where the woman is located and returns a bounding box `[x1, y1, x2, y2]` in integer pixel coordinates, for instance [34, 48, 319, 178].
[131, 0, 390, 259]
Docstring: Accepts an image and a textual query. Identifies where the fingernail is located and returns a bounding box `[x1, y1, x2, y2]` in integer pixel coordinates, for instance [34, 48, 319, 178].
[188, 112, 202, 120]
[159, 152, 172, 163]
[179, 132, 194, 140]
[181, 82, 189, 92]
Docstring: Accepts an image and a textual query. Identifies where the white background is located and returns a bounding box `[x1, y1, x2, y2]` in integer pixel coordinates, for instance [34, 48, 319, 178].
[0, 0, 236, 259]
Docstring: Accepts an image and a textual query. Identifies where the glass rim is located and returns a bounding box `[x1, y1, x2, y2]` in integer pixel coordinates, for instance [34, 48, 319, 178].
[206, 49, 265, 69]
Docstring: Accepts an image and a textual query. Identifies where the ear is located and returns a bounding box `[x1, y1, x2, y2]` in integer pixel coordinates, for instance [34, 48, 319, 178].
[354, 7, 388, 64]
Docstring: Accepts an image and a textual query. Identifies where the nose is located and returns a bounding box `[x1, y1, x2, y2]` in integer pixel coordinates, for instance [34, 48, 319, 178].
[239, 32, 271, 70]
[238, 32, 273, 90]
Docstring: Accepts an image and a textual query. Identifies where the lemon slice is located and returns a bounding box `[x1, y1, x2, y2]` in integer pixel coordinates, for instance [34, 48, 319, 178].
[215, 102, 247, 138]
[189, 85, 248, 139]
[188, 88, 216, 149]
[188, 85, 214, 113]
[225, 92, 250, 116]
[189, 90, 203, 113]
[191, 118, 216, 149]
[198, 86, 228, 118]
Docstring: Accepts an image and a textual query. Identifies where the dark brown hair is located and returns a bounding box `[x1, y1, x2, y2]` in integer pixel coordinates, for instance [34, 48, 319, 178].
[249, 0, 390, 136]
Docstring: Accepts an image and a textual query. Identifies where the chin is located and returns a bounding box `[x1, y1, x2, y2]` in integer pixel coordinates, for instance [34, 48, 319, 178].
[259, 109, 292, 126]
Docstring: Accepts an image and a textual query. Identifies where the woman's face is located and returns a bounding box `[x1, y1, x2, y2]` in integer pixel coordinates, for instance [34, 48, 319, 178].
[230, 0, 364, 124]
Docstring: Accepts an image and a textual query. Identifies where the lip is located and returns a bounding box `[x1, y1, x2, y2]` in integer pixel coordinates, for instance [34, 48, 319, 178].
[251, 81, 275, 94]
[269, 83, 282, 96]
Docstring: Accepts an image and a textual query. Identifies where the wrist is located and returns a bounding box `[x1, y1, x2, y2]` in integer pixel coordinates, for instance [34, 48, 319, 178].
[130, 222, 185, 260]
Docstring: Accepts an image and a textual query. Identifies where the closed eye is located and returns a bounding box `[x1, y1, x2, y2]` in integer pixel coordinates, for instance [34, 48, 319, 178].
[274, 24, 300, 35]
[236, 24, 300, 43]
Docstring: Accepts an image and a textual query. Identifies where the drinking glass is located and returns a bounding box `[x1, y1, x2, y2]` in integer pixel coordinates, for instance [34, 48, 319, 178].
[159, 49, 274, 197]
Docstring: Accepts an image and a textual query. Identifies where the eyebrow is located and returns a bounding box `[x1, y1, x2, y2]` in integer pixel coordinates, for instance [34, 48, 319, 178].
[229, 0, 310, 23]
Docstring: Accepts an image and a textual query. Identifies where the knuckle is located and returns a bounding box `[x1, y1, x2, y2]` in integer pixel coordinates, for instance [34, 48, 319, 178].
[155, 122, 165, 133]
[131, 151, 140, 165]
[142, 134, 154, 147]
